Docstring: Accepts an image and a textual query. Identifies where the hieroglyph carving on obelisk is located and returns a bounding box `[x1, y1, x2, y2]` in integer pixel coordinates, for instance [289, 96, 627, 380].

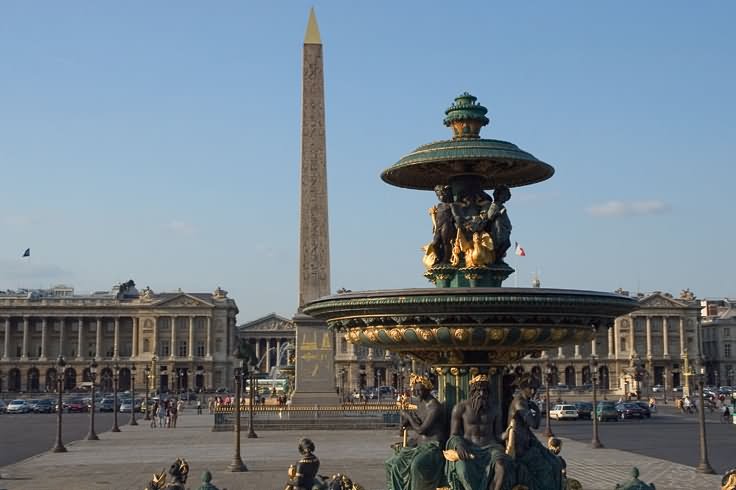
[291, 8, 337, 405]
[299, 7, 331, 309]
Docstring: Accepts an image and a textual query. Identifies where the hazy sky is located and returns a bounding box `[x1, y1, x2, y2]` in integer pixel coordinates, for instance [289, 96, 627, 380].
[1, 2, 734, 321]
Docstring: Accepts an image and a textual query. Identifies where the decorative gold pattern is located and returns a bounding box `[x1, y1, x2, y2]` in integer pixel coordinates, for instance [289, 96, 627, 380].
[409, 372, 433, 390]
[388, 328, 404, 342]
[550, 328, 566, 341]
[418, 328, 434, 342]
[470, 374, 489, 385]
[521, 328, 540, 341]
[452, 328, 469, 342]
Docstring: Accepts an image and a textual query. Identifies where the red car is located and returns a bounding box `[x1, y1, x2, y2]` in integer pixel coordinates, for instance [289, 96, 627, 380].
[65, 399, 88, 413]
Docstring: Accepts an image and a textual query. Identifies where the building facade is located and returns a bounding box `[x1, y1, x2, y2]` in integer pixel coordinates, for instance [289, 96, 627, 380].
[237, 313, 295, 374]
[518, 290, 703, 395]
[0, 283, 238, 394]
[701, 298, 736, 387]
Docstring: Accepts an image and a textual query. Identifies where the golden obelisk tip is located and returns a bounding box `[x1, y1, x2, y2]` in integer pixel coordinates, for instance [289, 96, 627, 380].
[304, 7, 321, 44]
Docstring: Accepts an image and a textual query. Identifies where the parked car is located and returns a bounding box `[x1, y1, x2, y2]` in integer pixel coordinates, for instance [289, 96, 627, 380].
[616, 402, 646, 419]
[66, 398, 88, 413]
[651, 385, 664, 393]
[119, 400, 134, 413]
[634, 401, 652, 418]
[552, 384, 570, 391]
[595, 401, 619, 422]
[0, 399, 7, 413]
[99, 398, 116, 412]
[34, 399, 55, 414]
[672, 386, 683, 393]
[550, 404, 579, 420]
[7, 399, 31, 414]
[574, 402, 593, 420]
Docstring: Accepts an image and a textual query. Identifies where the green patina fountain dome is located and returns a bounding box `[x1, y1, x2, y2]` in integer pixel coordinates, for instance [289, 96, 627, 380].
[381, 92, 555, 190]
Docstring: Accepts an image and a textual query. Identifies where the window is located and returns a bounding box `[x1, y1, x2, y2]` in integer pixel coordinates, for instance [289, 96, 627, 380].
[178, 341, 187, 357]
[620, 337, 627, 352]
[196, 341, 205, 357]
[160, 340, 170, 357]
[143, 339, 150, 353]
[725, 328, 731, 338]
[726, 344, 732, 359]
[340, 338, 348, 353]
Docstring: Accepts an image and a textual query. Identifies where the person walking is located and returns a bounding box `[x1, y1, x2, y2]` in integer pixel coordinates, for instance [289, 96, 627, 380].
[197, 398, 202, 415]
[150, 402, 158, 428]
[157, 401, 165, 428]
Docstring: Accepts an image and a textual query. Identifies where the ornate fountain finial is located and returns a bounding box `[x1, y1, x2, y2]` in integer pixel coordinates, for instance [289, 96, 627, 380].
[443, 92, 490, 140]
[409, 372, 433, 390]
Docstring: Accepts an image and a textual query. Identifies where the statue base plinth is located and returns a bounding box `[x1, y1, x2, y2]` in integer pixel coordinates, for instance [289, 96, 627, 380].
[425, 263, 514, 288]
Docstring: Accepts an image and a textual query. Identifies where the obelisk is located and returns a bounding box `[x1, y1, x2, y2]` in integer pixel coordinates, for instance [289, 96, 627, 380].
[291, 8, 337, 405]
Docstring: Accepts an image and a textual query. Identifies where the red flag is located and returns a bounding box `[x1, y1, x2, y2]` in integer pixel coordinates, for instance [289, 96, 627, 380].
[515, 242, 526, 257]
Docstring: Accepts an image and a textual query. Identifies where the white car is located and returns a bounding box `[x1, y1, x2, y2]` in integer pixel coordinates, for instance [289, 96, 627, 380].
[6, 399, 31, 414]
[549, 404, 579, 420]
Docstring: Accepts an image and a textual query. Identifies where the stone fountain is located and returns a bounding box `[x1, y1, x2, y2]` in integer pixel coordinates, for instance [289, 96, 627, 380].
[302, 93, 638, 490]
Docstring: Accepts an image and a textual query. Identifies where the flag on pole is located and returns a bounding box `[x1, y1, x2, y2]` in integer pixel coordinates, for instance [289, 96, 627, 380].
[514, 242, 526, 257]
[21, 248, 30, 258]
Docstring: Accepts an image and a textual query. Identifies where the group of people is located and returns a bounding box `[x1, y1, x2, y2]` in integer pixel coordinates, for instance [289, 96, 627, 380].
[149, 398, 184, 429]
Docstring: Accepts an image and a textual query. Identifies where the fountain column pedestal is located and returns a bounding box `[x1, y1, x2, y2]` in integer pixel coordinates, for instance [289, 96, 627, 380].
[290, 313, 338, 406]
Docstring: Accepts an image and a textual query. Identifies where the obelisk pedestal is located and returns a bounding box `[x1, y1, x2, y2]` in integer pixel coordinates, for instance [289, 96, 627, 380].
[290, 8, 337, 406]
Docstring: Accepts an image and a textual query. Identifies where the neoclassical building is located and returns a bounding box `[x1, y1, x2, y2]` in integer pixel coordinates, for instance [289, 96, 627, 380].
[0, 282, 238, 394]
[518, 289, 703, 395]
[237, 313, 295, 373]
[701, 298, 736, 386]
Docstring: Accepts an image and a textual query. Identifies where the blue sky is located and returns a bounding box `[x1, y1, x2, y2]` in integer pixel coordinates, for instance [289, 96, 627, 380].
[1, 2, 734, 320]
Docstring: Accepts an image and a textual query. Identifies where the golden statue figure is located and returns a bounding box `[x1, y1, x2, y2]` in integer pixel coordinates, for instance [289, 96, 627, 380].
[451, 228, 495, 268]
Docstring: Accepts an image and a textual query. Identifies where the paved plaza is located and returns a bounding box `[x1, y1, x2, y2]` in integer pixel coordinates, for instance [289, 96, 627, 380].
[0, 410, 726, 490]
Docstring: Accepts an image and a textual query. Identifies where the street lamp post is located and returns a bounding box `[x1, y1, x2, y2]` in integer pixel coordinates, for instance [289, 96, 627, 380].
[247, 363, 258, 439]
[111, 363, 121, 432]
[228, 360, 247, 472]
[144, 366, 151, 421]
[130, 365, 138, 426]
[590, 356, 603, 448]
[696, 366, 715, 474]
[86, 360, 99, 440]
[52, 355, 67, 453]
[544, 363, 554, 438]
[339, 368, 346, 403]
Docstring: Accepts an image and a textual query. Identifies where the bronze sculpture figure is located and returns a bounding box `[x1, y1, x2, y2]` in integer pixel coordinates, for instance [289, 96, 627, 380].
[385, 373, 447, 490]
[444, 374, 512, 490]
[284, 438, 321, 490]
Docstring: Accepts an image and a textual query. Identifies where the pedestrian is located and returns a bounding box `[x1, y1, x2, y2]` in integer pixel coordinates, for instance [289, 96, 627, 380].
[197, 399, 202, 415]
[170, 402, 178, 428]
[150, 402, 158, 428]
[157, 402, 165, 428]
[648, 396, 657, 414]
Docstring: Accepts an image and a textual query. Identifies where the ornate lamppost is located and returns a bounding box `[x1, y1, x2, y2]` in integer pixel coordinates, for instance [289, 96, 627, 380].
[228, 360, 247, 472]
[143, 366, 151, 421]
[86, 360, 99, 440]
[590, 356, 603, 448]
[52, 355, 67, 453]
[111, 363, 121, 432]
[544, 363, 554, 438]
[129, 365, 138, 426]
[339, 367, 346, 403]
[247, 361, 258, 439]
[695, 366, 715, 474]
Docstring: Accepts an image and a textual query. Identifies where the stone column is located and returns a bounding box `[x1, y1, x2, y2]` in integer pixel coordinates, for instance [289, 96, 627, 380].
[557, 346, 564, 359]
[188, 316, 194, 359]
[2, 317, 9, 360]
[277, 339, 282, 366]
[591, 337, 598, 357]
[21, 317, 29, 360]
[59, 318, 65, 358]
[40, 318, 48, 361]
[206, 317, 212, 358]
[113, 317, 120, 359]
[662, 316, 670, 357]
[574, 344, 581, 358]
[255, 339, 261, 367]
[679, 317, 685, 356]
[152, 317, 159, 357]
[170, 316, 176, 359]
[646, 316, 652, 358]
[76, 318, 84, 360]
[614, 319, 622, 358]
[132, 317, 139, 358]
[265, 339, 272, 371]
[608, 326, 615, 358]
[95, 318, 102, 360]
